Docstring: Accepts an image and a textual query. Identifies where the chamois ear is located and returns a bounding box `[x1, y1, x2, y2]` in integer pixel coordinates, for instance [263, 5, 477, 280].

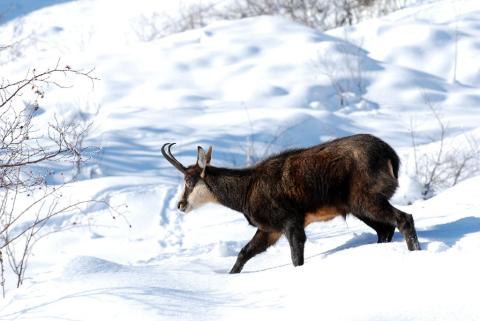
[205, 146, 212, 164]
[197, 146, 212, 178]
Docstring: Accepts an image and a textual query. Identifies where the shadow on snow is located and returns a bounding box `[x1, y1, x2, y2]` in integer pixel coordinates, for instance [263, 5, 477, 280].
[0, 0, 74, 24]
[246, 216, 480, 273]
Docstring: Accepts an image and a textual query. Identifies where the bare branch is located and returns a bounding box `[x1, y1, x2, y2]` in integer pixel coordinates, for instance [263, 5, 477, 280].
[410, 92, 480, 198]
[0, 61, 107, 292]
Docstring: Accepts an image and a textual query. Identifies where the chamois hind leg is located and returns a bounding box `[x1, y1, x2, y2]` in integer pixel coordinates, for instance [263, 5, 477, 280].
[284, 219, 307, 267]
[354, 214, 395, 243]
[392, 206, 421, 250]
[365, 197, 421, 251]
[230, 229, 281, 274]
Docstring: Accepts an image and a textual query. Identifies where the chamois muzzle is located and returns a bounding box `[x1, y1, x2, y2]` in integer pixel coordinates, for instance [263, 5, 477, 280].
[177, 200, 187, 212]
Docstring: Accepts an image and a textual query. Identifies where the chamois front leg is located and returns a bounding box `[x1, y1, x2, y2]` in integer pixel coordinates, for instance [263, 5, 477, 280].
[230, 229, 281, 274]
[284, 220, 306, 267]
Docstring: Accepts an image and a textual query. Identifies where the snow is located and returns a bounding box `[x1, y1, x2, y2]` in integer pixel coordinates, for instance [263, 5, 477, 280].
[1, 0, 480, 320]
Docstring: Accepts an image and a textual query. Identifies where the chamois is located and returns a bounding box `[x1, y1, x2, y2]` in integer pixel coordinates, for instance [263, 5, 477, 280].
[162, 134, 421, 273]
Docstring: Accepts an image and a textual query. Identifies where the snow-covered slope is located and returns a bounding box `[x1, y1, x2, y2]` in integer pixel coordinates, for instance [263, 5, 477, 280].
[1, 0, 480, 320]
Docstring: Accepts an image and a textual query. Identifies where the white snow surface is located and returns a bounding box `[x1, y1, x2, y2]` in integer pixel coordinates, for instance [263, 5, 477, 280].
[1, 0, 480, 320]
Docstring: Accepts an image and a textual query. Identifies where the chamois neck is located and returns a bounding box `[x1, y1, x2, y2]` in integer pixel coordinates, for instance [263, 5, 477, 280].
[203, 166, 253, 213]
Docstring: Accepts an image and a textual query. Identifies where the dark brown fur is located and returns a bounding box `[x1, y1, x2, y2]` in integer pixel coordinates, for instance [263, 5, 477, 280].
[163, 134, 421, 273]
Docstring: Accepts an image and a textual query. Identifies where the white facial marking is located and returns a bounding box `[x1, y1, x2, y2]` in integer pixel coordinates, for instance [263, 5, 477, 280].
[186, 180, 218, 212]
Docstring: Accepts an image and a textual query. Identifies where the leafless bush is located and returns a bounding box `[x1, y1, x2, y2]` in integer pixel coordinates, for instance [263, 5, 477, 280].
[0, 34, 37, 62]
[410, 95, 480, 198]
[242, 125, 298, 166]
[313, 32, 366, 108]
[241, 105, 309, 166]
[132, 0, 418, 42]
[0, 18, 39, 63]
[0, 61, 109, 293]
[218, 0, 329, 28]
[132, 13, 166, 42]
[216, 0, 408, 30]
[2, 184, 82, 288]
[0, 61, 97, 188]
[450, 6, 460, 84]
[60, 101, 102, 181]
[171, 2, 217, 33]
[0, 180, 125, 290]
[132, 2, 216, 42]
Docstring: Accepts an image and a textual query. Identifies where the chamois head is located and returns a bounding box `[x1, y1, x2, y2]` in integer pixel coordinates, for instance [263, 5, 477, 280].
[161, 143, 216, 213]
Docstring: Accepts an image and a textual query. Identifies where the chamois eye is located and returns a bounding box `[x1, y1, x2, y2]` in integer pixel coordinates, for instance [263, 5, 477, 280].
[185, 177, 194, 188]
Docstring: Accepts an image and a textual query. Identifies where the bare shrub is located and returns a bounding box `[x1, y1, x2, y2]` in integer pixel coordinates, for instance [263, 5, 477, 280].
[171, 2, 217, 33]
[132, 0, 420, 42]
[0, 61, 97, 187]
[218, 0, 330, 28]
[132, 2, 217, 42]
[132, 12, 166, 42]
[216, 0, 409, 30]
[241, 105, 310, 166]
[2, 184, 85, 288]
[313, 32, 366, 109]
[0, 18, 39, 63]
[410, 95, 480, 198]
[0, 61, 113, 293]
[60, 101, 103, 181]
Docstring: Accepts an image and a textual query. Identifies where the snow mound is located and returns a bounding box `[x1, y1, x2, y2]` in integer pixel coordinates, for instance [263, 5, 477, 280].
[63, 256, 128, 276]
[426, 241, 449, 252]
[210, 241, 239, 257]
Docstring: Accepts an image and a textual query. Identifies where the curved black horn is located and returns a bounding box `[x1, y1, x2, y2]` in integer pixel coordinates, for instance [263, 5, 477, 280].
[161, 143, 186, 173]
